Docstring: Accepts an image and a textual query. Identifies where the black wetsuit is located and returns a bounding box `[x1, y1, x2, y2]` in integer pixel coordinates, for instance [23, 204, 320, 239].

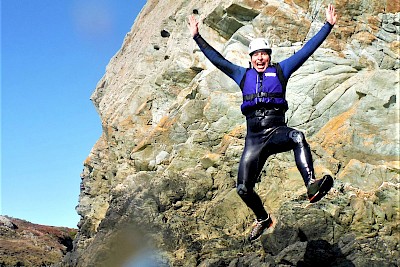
[193, 22, 333, 220]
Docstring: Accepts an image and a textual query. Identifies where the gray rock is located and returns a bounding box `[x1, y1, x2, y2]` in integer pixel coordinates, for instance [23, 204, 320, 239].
[0, 215, 17, 230]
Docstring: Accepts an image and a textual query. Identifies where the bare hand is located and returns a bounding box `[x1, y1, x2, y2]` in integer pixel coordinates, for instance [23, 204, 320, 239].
[188, 15, 199, 37]
[326, 3, 337, 25]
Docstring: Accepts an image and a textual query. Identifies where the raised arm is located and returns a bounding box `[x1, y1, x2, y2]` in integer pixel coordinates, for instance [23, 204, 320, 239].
[279, 4, 338, 79]
[188, 15, 246, 85]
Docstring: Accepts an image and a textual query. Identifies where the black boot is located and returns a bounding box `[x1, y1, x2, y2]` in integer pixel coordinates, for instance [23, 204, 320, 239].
[307, 175, 334, 203]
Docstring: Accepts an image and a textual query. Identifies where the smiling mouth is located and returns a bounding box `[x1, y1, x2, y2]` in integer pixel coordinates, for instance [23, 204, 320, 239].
[256, 62, 266, 68]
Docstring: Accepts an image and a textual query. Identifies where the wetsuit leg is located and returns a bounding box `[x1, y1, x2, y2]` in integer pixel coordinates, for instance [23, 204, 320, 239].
[288, 130, 315, 186]
[237, 138, 269, 220]
[236, 118, 315, 219]
[267, 127, 315, 186]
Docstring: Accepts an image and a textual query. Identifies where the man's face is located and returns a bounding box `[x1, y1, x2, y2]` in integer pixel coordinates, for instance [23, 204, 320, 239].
[251, 51, 270, 72]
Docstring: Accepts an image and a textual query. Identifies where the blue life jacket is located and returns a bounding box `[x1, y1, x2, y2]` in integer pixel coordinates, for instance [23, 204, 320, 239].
[239, 63, 288, 115]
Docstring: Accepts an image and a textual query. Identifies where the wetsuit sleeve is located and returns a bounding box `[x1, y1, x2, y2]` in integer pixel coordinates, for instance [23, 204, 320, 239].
[279, 22, 334, 80]
[193, 34, 247, 86]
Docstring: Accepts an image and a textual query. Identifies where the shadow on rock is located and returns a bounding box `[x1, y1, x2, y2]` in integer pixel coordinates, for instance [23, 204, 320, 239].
[260, 205, 356, 267]
[297, 239, 355, 267]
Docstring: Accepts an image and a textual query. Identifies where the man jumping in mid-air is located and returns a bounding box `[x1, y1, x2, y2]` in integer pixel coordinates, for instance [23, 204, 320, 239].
[188, 4, 338, 241]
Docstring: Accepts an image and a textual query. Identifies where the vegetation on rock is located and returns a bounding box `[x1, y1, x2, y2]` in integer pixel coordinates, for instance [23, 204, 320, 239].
[0, 216, 76, 267]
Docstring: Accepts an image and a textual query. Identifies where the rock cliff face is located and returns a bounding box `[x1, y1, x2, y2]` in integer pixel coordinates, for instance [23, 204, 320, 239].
[64, 0, 399, 266]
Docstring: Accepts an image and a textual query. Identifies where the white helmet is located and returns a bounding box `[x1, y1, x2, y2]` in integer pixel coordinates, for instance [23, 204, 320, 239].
[248, 38, 272, 56]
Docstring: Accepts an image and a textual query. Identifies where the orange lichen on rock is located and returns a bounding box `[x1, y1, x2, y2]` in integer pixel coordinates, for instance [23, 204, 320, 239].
[314, 105, 358, 154]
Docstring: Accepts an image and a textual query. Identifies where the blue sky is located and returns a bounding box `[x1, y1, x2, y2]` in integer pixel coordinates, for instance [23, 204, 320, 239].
[1, 0, 147, 228]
